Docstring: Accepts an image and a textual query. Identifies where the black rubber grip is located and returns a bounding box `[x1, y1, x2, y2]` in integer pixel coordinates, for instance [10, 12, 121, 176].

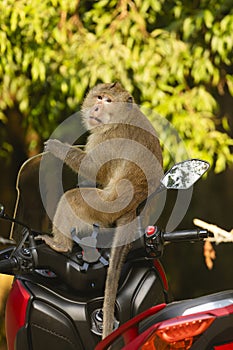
[163, 229, 209, 242]
[0, 257, 18, 273]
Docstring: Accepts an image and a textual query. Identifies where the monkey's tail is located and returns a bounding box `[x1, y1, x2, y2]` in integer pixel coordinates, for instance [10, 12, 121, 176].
[102, 243, 130, 339]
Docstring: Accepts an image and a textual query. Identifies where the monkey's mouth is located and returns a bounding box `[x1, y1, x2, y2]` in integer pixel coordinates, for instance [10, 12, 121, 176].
[89, 116, 103, 125]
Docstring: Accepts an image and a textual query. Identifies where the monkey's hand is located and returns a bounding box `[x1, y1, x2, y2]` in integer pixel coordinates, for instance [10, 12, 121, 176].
[44, 139, 71, 160]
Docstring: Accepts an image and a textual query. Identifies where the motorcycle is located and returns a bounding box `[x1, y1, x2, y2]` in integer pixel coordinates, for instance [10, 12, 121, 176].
[0, 155, 232, 350]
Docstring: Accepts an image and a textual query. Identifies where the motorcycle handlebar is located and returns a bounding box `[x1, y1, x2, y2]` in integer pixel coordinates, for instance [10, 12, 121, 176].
[0, 228, 210, 275]
[0, 257, 18, 274]
[162, 229, 209, 242]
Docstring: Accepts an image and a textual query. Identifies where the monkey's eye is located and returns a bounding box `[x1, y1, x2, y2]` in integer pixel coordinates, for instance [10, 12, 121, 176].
[103, 96, 112, 103]
[127, 96, 133, 103]
[97, 96, 103, 101]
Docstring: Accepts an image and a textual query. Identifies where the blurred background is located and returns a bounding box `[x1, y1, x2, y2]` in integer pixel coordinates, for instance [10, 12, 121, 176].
[0, 0, 233, 348]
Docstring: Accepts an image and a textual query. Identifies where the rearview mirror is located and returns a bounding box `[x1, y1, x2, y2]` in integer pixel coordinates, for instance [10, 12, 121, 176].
[136, 159, 209, 216]
[161, 159, 209, 190]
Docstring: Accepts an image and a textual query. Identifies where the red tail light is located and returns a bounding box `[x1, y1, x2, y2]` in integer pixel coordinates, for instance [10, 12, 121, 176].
[5, 279, 31, 350]
[140, 314, 215, 350]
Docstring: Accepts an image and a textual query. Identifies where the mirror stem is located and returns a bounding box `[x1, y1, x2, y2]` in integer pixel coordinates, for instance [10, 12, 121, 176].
[136, 183, 165, 216]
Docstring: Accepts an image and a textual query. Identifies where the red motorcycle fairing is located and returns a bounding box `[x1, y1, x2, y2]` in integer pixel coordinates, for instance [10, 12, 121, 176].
[5, 279, 31, 350]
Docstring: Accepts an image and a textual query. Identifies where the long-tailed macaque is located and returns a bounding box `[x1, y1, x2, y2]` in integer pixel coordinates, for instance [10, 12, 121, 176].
[41, 82, 163, 339]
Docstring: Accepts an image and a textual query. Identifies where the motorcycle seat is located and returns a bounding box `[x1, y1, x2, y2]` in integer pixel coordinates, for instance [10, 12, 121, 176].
[140, 289, 233, 331]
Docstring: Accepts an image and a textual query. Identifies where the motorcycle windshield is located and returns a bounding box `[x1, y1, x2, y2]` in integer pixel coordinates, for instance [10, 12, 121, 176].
[10, 152, 78, 243]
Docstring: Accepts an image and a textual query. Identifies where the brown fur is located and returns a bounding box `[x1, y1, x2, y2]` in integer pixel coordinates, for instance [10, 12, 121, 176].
[40, 82, 163, 338]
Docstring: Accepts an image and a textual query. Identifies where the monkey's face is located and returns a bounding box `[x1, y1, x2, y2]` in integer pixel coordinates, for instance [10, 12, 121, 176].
[85, 94, 113, 128]
[81, 82, 134, 130]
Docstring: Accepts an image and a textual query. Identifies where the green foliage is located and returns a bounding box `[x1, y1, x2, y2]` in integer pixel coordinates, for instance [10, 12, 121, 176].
[0, 0, 232, 171]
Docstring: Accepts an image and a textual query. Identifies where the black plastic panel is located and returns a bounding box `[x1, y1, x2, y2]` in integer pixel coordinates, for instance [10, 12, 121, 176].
[116, 261, 166, 324]
[29, 300, 83, 350]
[15, 326, 30, 350]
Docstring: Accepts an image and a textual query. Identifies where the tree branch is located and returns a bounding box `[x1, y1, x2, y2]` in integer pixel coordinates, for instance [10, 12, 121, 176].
[193, 218, 233, 244]
[193, 218, 233, 270]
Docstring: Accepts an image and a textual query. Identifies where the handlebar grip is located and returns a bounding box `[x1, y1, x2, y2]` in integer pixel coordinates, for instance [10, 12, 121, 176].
[0, 257, 18, 274]
[163, 229, 209, 242]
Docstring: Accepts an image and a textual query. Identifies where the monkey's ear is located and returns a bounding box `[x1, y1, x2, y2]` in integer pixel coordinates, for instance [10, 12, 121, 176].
[127, 96, 134, 110]
[110, 82, 122, 89]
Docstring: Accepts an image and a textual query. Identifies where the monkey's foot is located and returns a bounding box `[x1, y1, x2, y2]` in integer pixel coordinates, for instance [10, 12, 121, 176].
[36, 234, 72, 253]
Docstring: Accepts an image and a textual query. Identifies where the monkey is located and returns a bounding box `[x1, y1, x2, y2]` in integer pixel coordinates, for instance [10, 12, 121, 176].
[39, 82, 163, 339]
